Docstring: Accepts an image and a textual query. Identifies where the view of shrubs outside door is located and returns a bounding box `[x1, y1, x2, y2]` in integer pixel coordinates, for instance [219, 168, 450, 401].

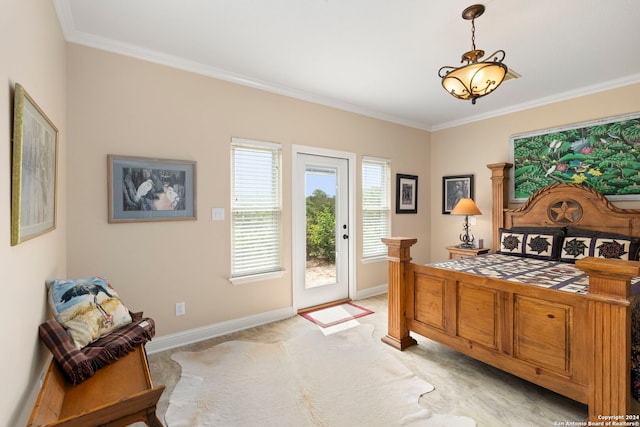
[306, 186, 337, 287]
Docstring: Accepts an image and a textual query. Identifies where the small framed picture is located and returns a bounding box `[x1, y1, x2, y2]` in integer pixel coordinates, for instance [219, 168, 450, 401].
[108, 155, 197, 223]
[11, 83, 59, 246]
[396, 174, 418, 214]
[442, 175, 474, 214]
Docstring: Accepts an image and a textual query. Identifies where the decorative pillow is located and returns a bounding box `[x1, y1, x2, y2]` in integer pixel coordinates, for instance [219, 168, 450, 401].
[46, 276, 132, 349]
[498, 227, 565, 260]
[560, 227, 640, 263]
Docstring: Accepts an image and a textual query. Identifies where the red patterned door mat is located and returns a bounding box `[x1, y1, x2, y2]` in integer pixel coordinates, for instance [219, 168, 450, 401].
[300, 302, 374, 328]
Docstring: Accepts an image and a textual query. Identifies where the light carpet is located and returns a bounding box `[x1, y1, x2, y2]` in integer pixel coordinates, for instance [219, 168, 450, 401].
[165, 324, 476, 426]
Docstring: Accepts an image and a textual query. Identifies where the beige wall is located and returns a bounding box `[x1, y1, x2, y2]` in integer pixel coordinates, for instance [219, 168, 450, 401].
[430, 84, 640, 261]
[66, 44, 431, 338]
[7, 3, 640, 423]
[1, 0, 67, 425]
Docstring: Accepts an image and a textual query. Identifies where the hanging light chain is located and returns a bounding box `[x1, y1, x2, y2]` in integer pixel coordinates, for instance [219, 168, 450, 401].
[470, 17, 477, 51]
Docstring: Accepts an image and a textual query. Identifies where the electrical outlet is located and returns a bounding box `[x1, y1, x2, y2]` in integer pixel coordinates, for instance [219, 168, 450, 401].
[175, 301, 186, 316]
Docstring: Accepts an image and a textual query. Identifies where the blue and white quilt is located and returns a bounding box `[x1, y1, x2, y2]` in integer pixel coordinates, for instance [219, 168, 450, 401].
[429, 253, 640, 295]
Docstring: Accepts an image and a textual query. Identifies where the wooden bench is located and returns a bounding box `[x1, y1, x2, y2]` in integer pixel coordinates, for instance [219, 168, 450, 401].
[27, 345, 165, 427]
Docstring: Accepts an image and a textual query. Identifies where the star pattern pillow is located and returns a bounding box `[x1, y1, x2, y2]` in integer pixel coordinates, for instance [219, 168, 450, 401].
[560, 227, 640, 263]
[498, 227, 565, 260]
[560, 237, 591, 262]
[46, 276, 132, 349]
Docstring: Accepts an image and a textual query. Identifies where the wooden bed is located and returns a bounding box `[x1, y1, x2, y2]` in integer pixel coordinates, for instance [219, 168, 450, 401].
[382, 162, 640, 421]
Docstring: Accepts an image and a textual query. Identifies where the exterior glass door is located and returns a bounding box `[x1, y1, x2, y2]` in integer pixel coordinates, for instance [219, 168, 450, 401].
[294, 153, 349, 309]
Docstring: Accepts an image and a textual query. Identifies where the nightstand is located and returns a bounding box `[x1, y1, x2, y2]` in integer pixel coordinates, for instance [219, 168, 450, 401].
[446, 246, 490, 260]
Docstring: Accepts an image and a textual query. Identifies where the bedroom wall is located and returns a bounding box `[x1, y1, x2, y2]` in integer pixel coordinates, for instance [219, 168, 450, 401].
[1, 0, 67, 425]
[65, 44, 431, 338]
[430, 83, 640, 261]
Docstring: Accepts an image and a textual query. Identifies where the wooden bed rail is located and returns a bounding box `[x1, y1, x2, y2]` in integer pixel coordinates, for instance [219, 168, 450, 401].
[575, 257, 640, 420]
[382, 237, 640, 421]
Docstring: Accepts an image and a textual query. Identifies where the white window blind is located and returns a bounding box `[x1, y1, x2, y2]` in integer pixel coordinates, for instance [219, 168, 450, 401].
[362, 157, 391, 259]
[231, 138, 282, 277]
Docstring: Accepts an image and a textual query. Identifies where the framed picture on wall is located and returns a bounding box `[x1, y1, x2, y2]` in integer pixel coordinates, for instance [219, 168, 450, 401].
[510, 112, 640, 202]
[396, 174, 418, 214]
[108, 155, 197, 223]
[442, 174, 474, 214]
[11, 83, 59, 246]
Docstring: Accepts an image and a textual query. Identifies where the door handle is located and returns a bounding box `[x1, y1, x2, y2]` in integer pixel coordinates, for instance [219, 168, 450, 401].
[342, 234, 349, 239]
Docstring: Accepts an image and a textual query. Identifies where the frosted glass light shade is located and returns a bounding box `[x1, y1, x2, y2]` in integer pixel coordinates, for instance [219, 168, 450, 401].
[440, 53, 507, 104]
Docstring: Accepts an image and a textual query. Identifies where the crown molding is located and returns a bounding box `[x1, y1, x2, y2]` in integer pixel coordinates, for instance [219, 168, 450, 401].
[432, 73, 640, 132]
[53, 0, 640, 134]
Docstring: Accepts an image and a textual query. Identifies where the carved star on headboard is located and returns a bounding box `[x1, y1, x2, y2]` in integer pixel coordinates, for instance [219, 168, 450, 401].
[549, 200, 583, 223]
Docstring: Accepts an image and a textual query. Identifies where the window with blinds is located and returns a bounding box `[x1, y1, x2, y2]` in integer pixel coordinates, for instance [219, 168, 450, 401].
[362, 157, 391, 259]
[231, 138, 282, 278]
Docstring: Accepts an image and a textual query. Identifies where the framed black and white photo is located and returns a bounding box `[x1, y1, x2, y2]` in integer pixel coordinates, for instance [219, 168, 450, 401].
[108, 155, 197, 223]
[396, 174, 418, 214]
[442, 174, 474, 214]
[11, 83, 58, 246]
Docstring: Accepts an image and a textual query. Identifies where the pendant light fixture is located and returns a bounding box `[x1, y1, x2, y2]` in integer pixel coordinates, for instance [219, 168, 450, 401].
[438, 4, 507, 104]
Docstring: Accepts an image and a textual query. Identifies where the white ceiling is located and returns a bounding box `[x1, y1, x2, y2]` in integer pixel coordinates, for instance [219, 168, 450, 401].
[53, 0, 640, 131]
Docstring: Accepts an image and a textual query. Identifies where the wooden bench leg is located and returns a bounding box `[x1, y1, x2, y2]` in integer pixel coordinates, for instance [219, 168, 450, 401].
[145, 408, 164, 427]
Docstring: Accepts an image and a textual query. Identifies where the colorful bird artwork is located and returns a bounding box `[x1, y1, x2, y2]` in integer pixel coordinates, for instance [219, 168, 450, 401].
[60, 281, 114, 326]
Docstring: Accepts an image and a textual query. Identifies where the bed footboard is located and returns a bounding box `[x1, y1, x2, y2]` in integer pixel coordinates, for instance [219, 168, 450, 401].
[575, 257, 640, 420]
[382, 237, 640, 421]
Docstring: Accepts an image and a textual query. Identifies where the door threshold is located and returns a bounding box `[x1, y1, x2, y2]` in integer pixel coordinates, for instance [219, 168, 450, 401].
[297, 298, 351, 314]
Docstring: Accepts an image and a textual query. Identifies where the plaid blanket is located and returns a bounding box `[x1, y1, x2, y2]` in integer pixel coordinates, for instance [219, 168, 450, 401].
[38, 311, 155, 385]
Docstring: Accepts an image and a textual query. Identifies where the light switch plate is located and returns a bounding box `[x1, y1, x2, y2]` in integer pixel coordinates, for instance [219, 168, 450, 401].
[212, 208, 225, 220]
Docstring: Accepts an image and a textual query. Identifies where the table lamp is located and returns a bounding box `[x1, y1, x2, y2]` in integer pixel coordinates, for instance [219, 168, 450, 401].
[450, 198, 482, 248]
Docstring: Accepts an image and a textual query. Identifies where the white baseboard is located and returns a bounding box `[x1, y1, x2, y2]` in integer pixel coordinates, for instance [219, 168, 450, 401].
[145, 285, 388, 354]
[145, 306, 296, 354]
[354, 283, 387, 300]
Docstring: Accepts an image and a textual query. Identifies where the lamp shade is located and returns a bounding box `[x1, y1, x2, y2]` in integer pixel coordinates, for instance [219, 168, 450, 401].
[441, 57, 507, 103]
[451, 198, 482, 216]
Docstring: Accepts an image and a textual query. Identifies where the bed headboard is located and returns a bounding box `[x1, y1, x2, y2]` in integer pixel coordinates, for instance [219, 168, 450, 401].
[487, 163, 640, 251]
